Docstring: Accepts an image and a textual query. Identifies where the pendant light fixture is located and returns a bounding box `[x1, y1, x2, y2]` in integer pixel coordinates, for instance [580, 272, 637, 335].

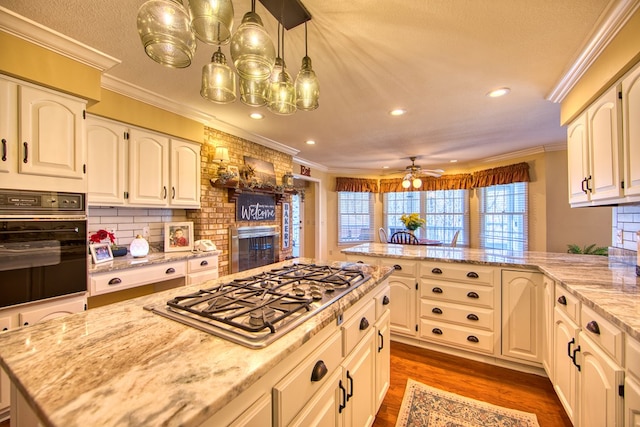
[187, 0, 234, 45]
[136, 0, 196, 68]
[295, 22, 319, 111]
[230, 0, 276, 81]
[267, 24, 296, 115]
[239, 77, 268, 106]
[201, 46, 237, 103]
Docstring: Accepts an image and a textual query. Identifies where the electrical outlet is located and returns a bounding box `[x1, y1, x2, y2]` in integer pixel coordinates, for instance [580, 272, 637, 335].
[616, 229, 623, 245]
[142, 226, 150, 239]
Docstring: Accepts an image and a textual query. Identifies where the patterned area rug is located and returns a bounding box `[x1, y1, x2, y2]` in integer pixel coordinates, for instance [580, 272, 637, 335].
[395, 379, 540, 427]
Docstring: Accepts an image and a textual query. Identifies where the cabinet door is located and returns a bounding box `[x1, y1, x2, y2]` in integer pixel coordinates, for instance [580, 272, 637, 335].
[375, 310, 391, 411]
[228, 394, 271, 427]
[289, 369, 342, 427]
[86, 117, 127, 205]
[128, 129, 169, 206]
[622, 64, 640, 197]
[567, 112, 590, 204]
[18, 85, 85, 180]
[587, 85, 623, 202]
[389, 275, 416, 337]
[553, 307, 579, 425]
[0, 78, 17, 175]
[501, 270, 543, 363]
[0, 367, 8, 420]
[169, 139, 201, 207]
[626, 376, 640, 427]
[542, 275, 555, 379]
[577, 332, 624, 427]
[18, 298, 86, 327]
[342, 328, 376, 427]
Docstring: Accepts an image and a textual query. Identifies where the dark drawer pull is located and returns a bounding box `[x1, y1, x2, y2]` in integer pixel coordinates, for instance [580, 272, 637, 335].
[2, 327, 8, 331]
[359, 317, 369, 330]
[431, 267, 443, 274]
[467, 335, 479, 343]
[586, 320, 600, 335]
[393, 264, 402, 270]
[432, 307, 443, 315]
[557, 295, 567, 305]
[23, 142, 28, 163]
[382, 295, 390, 305]
[1, 138, 6, 161]
[166, 267, 176, 274]
[310, 360, 328, 382]
[338, 380, 346, 413]
[432, 328, 443, 335]
[572, 345, 581, 371]
[466, 271, 479, 279]
[567, 337, 575, 357]
[466, 313, 479, 321]
[378, 330, 384, 352]
[467, 291, 479, 299]
[108, 278, 122, 285]
[432, 287, 443, 294]
[200, 260, 209, 266]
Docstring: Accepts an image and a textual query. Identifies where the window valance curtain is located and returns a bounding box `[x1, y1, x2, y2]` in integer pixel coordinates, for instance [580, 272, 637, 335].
[379, 173, 474, 193]
[335, 177, 379, 193]
[471, 162, 530, 188]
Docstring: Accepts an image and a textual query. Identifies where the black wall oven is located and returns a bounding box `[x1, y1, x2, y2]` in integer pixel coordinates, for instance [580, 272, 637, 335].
[0, 189, 88, 309]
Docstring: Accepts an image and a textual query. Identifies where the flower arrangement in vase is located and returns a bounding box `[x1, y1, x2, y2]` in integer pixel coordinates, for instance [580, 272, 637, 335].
[89, 229, 127, 257]
[400, 213, 426, 232]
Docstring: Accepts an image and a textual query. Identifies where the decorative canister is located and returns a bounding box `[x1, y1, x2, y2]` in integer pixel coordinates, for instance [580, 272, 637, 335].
[130, 234, 149, 258]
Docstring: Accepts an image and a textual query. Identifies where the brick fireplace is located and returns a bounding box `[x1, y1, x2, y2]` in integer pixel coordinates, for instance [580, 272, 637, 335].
[187, 127, 294, 276]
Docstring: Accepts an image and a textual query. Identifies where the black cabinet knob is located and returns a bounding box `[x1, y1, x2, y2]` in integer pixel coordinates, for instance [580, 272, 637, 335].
[467, 335, 479, 343]
[586, 320, 600, 335]
[310, 360, 328, 382]
[166, 267, 176, 274]
[432, 287, 443, 294]
[467, 291, 479, 299]
[359, 317, 369, 330]
[466, 313, 479, 321]
[382, 295, 390, 305]
[200, 260, 209, 266]
[466, 271, 479, 279]
[557, 295, 567, 305]
[432, 328, 443, 335]
[431, 267, 443, 274]
[432, 307, 443, 315]
[108, 278, 122, 285]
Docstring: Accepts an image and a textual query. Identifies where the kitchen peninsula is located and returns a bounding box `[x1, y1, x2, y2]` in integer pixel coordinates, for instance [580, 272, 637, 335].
[0, 259, 394, 427]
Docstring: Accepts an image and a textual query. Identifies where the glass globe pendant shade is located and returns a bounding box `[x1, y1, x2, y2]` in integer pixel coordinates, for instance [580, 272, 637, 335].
[402, 179, 411, 189]
[137, 0, 196, 68]
[201, 47, 237, 104]
[239, 77, 268, 106]
[295, 56, 320, 111]
[412, 177, 422, 188]
[267, 68, 296, 115]
[230, 11, 276, 80]
[187, 0, 234, 44]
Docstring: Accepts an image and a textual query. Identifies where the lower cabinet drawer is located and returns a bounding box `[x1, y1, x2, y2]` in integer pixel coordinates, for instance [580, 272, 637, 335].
[420, 299, 494, 331]
[273, 330, 342, 426]
[186, 269, 219, 286]
[187, 255, 218, 274]
[341, 299, 376, 356]
[90, 261, 186, 296]
[420, 279, 494, 309]
[581, 304, 623, 365]
[420, 319, 494, 354]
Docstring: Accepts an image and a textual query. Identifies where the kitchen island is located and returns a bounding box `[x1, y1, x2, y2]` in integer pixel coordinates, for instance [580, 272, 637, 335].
[0, 259, 393, 427]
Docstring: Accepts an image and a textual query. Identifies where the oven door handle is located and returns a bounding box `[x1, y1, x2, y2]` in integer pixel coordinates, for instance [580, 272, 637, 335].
[0, 228, 80, 234]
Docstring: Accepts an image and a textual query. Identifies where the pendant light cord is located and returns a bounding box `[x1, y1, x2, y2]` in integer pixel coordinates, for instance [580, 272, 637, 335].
[304, 22, 308, 57]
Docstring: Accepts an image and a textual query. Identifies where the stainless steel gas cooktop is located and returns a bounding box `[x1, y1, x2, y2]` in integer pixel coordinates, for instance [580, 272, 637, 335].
[144, 262, 371, 348]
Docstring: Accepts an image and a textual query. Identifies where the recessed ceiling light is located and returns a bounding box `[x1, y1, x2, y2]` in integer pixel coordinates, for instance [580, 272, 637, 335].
[249, 112, 264, 119]
[389, 109, 407, 116]
[382, 166, 389, 169]
[450, 159, 458, 163]
[487, 87, 511, 98]
[305, 140, 316, 145]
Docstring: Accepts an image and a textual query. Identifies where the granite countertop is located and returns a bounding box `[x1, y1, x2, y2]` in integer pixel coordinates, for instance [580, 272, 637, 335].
[88, 250, 222, 274]
[342, 243, 640, 341]
[0, 258, 393, 427]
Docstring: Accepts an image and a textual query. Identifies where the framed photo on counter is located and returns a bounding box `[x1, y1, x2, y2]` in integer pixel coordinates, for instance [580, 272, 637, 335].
[164, 221, 194, 252]
[90, 243, 113, 264]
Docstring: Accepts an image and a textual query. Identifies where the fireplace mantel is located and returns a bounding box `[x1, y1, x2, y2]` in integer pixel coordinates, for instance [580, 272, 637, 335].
[210, 179, 297, 205]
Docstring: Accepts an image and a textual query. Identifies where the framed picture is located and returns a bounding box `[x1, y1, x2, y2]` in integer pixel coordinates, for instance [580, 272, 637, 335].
[164, 221, 194, 252]
[90, 243, 113, 264]
[227, 165, 240, 181]
[244, 156, 276, 185]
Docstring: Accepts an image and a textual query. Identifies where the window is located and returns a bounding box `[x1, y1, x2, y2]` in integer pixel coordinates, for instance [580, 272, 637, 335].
[478, 182, 528, 251]
[383, 190, 469, 245]
[338, 192, 374, 244]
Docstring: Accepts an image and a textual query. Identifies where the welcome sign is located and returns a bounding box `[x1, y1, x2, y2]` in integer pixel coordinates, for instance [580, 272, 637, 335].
[236, 193, 276, 222]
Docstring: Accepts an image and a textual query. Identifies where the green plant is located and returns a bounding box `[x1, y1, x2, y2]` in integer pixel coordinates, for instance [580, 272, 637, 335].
[567, 243, 608, 256]
[400, 213, 426, 231]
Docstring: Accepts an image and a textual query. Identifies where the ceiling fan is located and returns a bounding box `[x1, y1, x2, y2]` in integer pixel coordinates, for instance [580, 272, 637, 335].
[399, 156, 444, 188]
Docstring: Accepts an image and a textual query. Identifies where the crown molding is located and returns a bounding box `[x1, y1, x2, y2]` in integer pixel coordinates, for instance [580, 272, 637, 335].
[0, 6, 120, 72]
[547, 0, 640, 103]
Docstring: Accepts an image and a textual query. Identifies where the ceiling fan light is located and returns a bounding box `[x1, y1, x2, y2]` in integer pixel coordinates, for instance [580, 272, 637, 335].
[200, 47, 236, 104]
[137, 0, 196, 68]
[412, 177, 422, 188]
[402, 179, 411, 189]
[187, 0, 234, 45]
[295, 56, 319, 111]
[230, 11, 276, 80]
[239, 77, 268, 107]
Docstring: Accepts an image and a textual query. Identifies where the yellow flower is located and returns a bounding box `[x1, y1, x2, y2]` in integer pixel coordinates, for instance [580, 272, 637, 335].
[400, 213, 426, 231]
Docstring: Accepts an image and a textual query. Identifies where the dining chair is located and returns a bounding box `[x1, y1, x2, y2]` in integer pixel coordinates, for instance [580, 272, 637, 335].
[378, 227, 389, 243]
[389, 231, 419, 245]
[449, 230, 460, 247]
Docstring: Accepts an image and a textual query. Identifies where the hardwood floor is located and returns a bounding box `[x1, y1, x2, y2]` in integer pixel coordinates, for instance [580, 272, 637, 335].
[373, 341, 572, 427]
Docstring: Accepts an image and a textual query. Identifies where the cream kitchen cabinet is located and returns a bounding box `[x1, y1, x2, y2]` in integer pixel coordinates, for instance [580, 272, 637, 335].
[553, 306, 580, 424]
[567, 84, 623, 206]
[621, 62, 640, 198]
[625, 336, 640, 427]
[90, 261, 186, 296]
[86, 116, 127, 205]
[381, 258, 417, 337]
[0, 75, 87, 193]
[0, 315, 11, 422]
[501, 270, 543, 364]
[542, 275, 555, 379]
[373, 285, 391, 411]
[87, 116, 200, 208]
[186, 254, 219, 286]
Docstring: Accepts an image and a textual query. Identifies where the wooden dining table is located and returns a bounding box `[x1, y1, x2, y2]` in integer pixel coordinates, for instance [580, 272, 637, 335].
[418, 238, 443, 246]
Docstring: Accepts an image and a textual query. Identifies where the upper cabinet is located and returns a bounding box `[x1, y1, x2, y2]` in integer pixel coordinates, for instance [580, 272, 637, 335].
[0, 75, 87, 193]
[87, 116, 201, 208]
[567, 59, 640, 207]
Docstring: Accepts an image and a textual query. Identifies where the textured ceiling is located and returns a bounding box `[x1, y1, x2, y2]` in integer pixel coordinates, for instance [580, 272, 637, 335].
[0, 0, 614, 174]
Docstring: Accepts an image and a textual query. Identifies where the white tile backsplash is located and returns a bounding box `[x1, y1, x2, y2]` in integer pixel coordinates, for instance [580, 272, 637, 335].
[613, 203, 640, 251]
